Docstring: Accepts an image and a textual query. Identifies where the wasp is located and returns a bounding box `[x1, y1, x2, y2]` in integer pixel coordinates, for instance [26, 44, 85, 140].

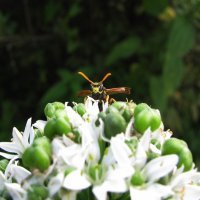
[77, 71, 131, 103]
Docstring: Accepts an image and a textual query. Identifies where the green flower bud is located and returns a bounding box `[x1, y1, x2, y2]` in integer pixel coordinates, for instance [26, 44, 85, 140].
[106, 106, 119, 114]
[32, 136, 52, 158]
[134, 108, 161, 133]
[131, 170, 145, 186]
[73, 103, 86, 117]
[44, 102, 65, 119]
[28, 185, 48, 200]
[44, 117, 72, 139]
[134, 103, 150, 118]
[22, 146, 51, 171]
[111, 101, 126, 111]
[162, 138, 193, 171]
[104, 112, 127, 139]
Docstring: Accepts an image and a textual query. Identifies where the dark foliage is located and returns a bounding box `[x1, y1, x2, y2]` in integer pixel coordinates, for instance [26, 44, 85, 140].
[0, 0, 199, 165]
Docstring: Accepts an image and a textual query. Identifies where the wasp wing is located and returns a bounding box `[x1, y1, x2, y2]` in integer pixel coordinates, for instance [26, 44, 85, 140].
[106, 87, 131, 95]
[77, 90, 92, 97]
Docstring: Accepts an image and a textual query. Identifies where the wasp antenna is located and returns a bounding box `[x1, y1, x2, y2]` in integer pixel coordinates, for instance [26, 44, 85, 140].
[100, 73, 112, 83]
[78, 72, 94, 84]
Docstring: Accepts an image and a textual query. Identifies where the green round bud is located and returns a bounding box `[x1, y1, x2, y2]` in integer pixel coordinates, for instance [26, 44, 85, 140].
[28, 185, 48, 200]
[131, 170, 145, 186]
[44, 103, 56, 119]
[162, 138, 193, 171]
[104, 112, 127, 139]
[106, 106, 119, 114]
[111, 101, 126, 111]
[134, 109, 152, 133]
[134, 103, 150, 118]
[33, 146, 50, 171]
[33, 137, 52, 158]
[73, 103, 86, 117]
[22, 147, 35, 168]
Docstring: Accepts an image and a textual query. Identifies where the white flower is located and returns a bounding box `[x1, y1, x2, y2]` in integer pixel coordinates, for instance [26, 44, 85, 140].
[83, 97, 100, 121]
[65, 103, 84, 128]
[130, 183, 172, 200]
[91, 160, 129, 200]
[33, 120, 46, 132]
[62, 155, 129, 200]
[170, 169, 200, 200]
[48, 172, 65, 197]
[0, 118, 35, 159]
[0, 171, 6, 190]
[109, 132, 178, 200]
[130, 155, 179, 200]
[5, 183, 27, 200]
[8, 164, 31, 184]
[0, 158, 30, 200]
[63, 133, 132, 200]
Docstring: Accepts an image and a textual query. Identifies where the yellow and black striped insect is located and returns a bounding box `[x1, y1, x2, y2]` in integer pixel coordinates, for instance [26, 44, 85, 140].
[78, 71, 131, 103]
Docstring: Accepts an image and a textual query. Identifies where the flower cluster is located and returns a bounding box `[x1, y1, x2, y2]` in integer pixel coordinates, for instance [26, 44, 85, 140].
[0, 97, 200, 200]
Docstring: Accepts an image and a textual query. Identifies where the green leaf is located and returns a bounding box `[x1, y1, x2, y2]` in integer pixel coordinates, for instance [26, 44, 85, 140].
[105, 36, 141, 65]
[163, 58, 185, 96]
[40, 81, 67, 108]
[68, 2, 82, 19]
[44, 1, 61, 23]
[143, 0, 168, 16]
[155, 15, 196, 113]
[167, 16, 195, 57]
[150, 77, 168, 111]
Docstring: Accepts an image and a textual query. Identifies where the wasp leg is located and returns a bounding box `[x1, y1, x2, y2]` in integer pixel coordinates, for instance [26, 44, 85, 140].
[105, 95, 116, 104]
[105, 95, 110, 102]
[109, 97, 116, 104]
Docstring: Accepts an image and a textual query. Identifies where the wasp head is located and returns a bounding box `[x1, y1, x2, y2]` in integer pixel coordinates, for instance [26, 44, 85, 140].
[91, 82, 104, 94]
[78, 72, 111, 94]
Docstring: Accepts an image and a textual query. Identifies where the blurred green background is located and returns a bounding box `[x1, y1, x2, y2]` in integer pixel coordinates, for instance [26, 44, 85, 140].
[0, 0, 199, 165]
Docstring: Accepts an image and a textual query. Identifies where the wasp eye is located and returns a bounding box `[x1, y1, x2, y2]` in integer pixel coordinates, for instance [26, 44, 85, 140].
[99, 85, 103, 91]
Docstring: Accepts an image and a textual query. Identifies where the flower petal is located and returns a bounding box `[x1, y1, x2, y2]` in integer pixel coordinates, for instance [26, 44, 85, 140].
[104, 179, 128, 193]
[65, 106, 84, 128]
[5, 183, 27, 200]
[147, 183, 173, 199]
[92, 184, 107, 200]
[22, 118, 32, 147]
[63, 170, 91, 190]
[130, 186, 161, 200]
[134, 142, 147, 169]
[29, 127, 35, 145]
[171, 170, 200, 189]
[0, 142, 21, 154]
[33, 120, 46, 132]
[0, 152, 17, 159]
[125, 119, 134, 139]
[10, 165, 31, 184]
[139, 128, 151, 152]
[61, 144, 86, 169]
[110, 134, 133, 167]
[12, 128, 25, 153]
[48, 172, 64, 196]
[149, 143, 161, 154]
[183, 185, 200, 200]
[0, 171, 6, 189]
[107, 165, 134, 180]
[143, 154, 178, 183]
